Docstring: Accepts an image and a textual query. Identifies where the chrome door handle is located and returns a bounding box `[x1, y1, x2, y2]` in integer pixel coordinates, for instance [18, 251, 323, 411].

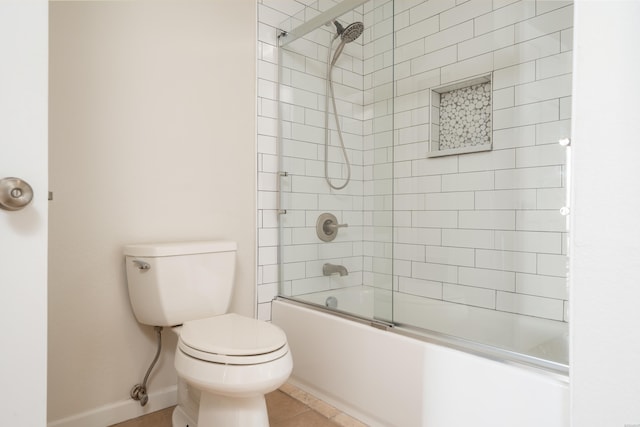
[0, 177, 34, 211]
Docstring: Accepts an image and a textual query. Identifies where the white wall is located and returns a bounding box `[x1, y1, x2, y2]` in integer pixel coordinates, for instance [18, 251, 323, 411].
[48, 1, 256, 424]
[391, 0, 572, 321]
[0, 1, 48, 425]
[570, 1, 640, 425]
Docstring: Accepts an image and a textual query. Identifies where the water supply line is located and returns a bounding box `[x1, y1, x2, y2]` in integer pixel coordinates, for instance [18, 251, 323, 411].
[130, 326, 163, 407]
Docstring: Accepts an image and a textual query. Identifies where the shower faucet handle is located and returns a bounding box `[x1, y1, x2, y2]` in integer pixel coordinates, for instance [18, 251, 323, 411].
[316, 213, 348, 242]
[323, 220, 348, 232]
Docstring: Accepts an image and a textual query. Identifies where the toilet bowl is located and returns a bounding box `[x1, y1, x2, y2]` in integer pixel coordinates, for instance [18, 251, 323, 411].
[173, 314, 292, 426]
[123, 241, 292, 427]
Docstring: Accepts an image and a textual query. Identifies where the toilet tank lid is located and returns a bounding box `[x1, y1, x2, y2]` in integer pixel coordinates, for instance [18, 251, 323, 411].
[123, 240, 237, 257]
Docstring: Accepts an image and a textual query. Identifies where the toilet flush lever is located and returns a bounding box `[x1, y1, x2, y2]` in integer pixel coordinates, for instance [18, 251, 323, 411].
[132, 260, 151, 271]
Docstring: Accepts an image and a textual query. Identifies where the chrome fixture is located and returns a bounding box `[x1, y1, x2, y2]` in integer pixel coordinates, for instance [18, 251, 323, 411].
[331, 21, 364, 58]
[558, 137, 571, 146]
[316, 212, 348, 242]
[323, 263, 348, 276]
[277, 171, 289, 215]
[558, 137, 571, 217]
[132, 259, 151, 271]
[324, 21, 364, 190]
[0, 177, 33, 211]
[325, 296, 338, 309]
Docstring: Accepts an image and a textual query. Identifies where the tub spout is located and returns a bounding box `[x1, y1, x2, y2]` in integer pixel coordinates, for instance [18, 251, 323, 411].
[323, 263, 348, 276]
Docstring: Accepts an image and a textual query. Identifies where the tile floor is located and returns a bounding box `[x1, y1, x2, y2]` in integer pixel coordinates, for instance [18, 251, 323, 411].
[110, 383, 367, 427]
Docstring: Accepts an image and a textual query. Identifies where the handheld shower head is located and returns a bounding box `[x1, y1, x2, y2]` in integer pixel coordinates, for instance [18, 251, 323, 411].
[333, 20, 364, 43]
[330, 21, 365, 66]
[340, 21, 364, 43]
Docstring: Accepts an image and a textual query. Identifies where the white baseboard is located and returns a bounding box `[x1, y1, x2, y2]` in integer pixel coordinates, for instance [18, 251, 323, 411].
[48, 385, 177, 427]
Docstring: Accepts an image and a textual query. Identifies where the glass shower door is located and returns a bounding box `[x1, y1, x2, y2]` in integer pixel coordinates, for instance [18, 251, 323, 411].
[276, 0, 395, 324]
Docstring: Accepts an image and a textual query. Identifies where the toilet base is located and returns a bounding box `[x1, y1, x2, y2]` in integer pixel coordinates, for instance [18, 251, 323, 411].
[172, 405, 196, 427]
[172, 393, 269, 427]
[198, 393, 269, 427]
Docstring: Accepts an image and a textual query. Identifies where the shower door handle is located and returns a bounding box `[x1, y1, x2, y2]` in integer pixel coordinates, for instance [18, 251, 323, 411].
[0, 177, 34, 211]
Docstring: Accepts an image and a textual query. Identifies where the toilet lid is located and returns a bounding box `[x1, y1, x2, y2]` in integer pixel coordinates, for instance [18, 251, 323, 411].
[179, 313, 288, 364]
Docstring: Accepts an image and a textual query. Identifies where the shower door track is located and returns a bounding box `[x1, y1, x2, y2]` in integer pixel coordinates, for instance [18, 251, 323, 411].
[275, 296, 393, 330]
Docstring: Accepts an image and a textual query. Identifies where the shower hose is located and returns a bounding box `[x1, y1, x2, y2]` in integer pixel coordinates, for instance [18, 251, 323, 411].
[324, 33, 352, 190]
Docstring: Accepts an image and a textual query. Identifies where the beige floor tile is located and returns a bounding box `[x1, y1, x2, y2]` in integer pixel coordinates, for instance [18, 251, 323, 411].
[266, 389, 310, 424]
[109, 406, 173, 427]
[109, 384, 364, 427]
[308, 399, 340, 419]
[272, 409, 340, 427]
[333, 412, 369, 427]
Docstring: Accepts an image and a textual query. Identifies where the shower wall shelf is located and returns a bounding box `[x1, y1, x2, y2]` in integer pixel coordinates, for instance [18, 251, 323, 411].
[428, 73, 493, 158]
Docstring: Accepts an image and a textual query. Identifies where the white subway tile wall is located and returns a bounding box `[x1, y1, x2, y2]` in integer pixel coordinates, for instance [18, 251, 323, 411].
[257, 0, 572, 323]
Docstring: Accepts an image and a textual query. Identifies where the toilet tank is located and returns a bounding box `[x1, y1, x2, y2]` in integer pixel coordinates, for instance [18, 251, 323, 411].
[123, 241, 237, 327]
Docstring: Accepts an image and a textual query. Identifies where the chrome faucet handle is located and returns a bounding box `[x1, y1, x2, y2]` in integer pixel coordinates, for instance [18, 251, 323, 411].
[316, 213, 348, 242]
[323, 220, 348, 233]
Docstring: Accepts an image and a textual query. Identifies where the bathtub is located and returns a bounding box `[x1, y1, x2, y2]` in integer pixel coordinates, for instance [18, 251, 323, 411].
[272, 289, 569, 427]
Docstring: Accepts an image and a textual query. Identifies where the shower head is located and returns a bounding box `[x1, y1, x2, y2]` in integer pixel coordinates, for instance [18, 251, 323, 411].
[339, 21, 364, 43]
[333, 21, 364, 43]
[329, 21, 365, 67]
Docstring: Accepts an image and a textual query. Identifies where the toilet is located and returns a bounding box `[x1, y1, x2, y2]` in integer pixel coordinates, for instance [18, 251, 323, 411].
[123, 240, 292, 427]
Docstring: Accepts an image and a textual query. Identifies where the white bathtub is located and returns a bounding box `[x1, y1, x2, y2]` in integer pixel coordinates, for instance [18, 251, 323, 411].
[272, 294, 569, 427]
[294, 286, 568, 367]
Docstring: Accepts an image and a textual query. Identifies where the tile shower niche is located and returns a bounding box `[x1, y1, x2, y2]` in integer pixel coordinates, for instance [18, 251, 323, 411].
[429, 74, 492, 157]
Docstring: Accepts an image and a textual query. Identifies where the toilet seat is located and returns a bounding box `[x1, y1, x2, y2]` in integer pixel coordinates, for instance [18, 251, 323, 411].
[178, 313, 288, 365]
